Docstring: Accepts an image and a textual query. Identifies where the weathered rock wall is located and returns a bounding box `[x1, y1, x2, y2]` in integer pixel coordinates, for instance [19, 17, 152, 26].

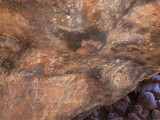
[0, 0, 160, 120]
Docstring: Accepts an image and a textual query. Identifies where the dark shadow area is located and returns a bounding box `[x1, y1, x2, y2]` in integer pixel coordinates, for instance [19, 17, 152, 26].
[54, 26, 107, 51]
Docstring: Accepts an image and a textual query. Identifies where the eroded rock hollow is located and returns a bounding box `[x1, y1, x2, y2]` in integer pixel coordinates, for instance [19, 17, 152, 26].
[0, 0, 160, 120]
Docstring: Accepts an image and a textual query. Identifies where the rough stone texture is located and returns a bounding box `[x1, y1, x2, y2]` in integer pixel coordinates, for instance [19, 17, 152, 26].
[142, 109, 150, 119]
[107, 112, 120, 120]
[113, 101, 129, 116]
[110, 117, 126, 120]
[151, 109, 160, 119]
[131, 105, 143, 115]
[0, 0, 160, 120]
[137, 91, 157, 110]
[127, 113, 141, 120]
[121, 96, 131, 103]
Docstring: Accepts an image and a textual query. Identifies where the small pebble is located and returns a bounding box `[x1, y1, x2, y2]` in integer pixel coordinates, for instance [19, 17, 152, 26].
[121, 96, 131, 103]
[151, 109, 160, 119]
[113, 101, 129, 116]
[137, 91, 157, 110]
[128, 113, 141, 120]
[132, 105, 143, 115]
[142, 109, 150, 119]
[110, 117, 127, 120]
[107, 112, 119, 120]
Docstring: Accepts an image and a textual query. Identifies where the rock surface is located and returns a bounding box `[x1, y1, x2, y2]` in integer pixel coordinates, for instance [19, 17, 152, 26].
[137, 91, 157, 110]
[128, 113, 141, 120]
[85, 79, 160, 120]
[113, 101, 129, 116]
[0, 0, 160, 120]
[142, 109, 150, 119]
[151, 109, 160, 119]
[132, 105, 143, 115]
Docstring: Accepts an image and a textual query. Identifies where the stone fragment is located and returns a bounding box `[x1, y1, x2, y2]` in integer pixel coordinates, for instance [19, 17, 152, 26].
[76, 39, 103, 55]
[113, 101, 129, 116]
[156, 100, 160, 108]
[107, 112, 119, 120]
[151, 109, 160, 119]
[137, 114, 146, 120]
[137, 82, 158, 93]
[84, 110, 100, 120]
[81, 40, 103, 49]
[137, 81, 160, 100]
[110, 117, 127, 120]
[128, 105, 134, 112]
[137, 91, 157, 110]
[152, 83, 160, 92]
[105, 105, 115, 112]
[153, 91, 160, 100]
[76, 46, 95, 55]
[142, 109, 150, 119]
[132, 105, 143, 115]
[121, 96, 131, 103]
[151, 82, 160, 100]
[127, 113, 141, 120]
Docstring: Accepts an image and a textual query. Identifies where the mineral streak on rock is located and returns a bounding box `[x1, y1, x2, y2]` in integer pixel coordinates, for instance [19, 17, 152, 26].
[0, 0, 160, 120]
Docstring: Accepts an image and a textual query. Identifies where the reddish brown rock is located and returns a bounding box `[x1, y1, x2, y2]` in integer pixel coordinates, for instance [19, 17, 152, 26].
[0, 0, 160, 120]
[76, 46, 96, 55]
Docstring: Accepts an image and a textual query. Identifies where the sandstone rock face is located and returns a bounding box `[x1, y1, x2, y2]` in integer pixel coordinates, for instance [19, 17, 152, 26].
[0, 0, 160, 120]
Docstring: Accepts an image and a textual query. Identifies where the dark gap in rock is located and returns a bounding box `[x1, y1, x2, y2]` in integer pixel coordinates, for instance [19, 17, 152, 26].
[1, 58, 15, 71]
